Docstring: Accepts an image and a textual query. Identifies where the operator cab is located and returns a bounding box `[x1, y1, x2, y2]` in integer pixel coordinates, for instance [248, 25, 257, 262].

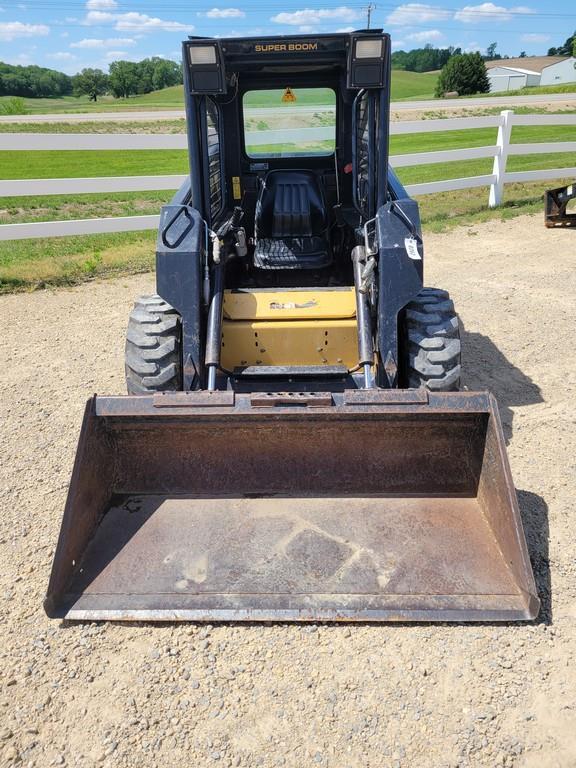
[181, 32, 397, 291]
[155, 31, 424, 392]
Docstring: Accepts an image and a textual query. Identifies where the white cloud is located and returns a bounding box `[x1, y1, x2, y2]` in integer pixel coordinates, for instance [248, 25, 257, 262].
[47, 51, 77, 60]
[84, 10, 115, 23]
[86, 0, 117, 8]
[391, 39, 407, 49]
[202, 7, 245, 18]
[271, 7, 358, 25]
[336, 26, 355, 32]
[298, 24, 316, 32]
[386, 3, 451, 25]
[454, 2, 533, 22]
[83, 9, 194, 33]
[0, 21, 49, 40]
[521, 33, 550, 42]
[71, 36, 135, 48]
[464, 41, 481, 51]
[104, 50, 128, 58]
[406, 29, 444, 41]
[3, 52, 32, 64]
[115, 12, 193, 32]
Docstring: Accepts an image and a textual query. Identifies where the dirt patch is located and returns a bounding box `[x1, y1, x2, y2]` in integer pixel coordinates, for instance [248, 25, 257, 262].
[1, 213, 575, 768]
[391, 98, 576, 122]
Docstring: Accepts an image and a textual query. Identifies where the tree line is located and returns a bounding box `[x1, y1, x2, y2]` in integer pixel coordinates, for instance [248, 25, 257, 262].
[0, 63, 73, 98]
[0, 57, 182, 101]
[391, 46, 462, 73]
[547, 31, 576, 57]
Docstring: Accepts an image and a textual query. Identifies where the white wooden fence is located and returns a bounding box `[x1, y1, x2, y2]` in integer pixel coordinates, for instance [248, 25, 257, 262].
[0, 110, 575, 241]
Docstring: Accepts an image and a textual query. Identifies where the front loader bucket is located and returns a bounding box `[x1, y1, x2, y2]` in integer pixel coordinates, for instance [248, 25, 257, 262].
[45, 391, 539, 622]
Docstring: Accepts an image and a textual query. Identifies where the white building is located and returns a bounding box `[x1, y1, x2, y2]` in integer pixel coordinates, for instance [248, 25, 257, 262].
[540, 57, 576, 86]
[487, 66, 540, 92]
[485, 56, 575, 93]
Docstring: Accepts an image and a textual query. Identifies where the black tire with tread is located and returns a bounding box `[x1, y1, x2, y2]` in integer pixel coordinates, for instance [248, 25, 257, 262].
[403, 287, 461, 391]
[125, 295, 182, 394]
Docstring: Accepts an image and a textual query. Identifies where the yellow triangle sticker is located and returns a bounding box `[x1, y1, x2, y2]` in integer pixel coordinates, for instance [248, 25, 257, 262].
[282, 87, 297, 103]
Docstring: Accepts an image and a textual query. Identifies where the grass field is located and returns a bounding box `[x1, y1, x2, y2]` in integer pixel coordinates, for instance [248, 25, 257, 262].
[1, 76, 575, 117]
[0, 71, 439, 114]
[0, 117, 574, 291]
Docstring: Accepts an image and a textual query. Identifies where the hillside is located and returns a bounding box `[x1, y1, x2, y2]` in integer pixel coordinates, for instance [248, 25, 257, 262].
[0, 71, 439, 114]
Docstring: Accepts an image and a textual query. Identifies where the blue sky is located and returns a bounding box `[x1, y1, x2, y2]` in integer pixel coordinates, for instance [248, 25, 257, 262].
[0, 0, 574, 75]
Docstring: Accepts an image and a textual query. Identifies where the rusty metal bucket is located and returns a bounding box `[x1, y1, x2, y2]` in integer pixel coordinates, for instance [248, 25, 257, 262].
[45, 390, 539, 622]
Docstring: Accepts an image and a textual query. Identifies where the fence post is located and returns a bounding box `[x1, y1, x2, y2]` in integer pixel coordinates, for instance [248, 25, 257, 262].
[489, 110, 513, 208]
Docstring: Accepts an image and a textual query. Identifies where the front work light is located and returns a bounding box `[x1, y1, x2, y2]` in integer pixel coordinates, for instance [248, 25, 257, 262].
[347, 33, 388, 89]
[189, 45, 218, 65]
[355, 38, 383, 59]
[185, 41, 226, 95]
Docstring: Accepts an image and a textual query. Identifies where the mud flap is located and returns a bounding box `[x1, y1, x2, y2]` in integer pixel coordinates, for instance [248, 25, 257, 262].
[45, 391, 539, 622]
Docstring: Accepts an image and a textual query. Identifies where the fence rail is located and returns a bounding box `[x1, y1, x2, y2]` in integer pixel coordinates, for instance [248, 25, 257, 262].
[0, 109, 574, 241]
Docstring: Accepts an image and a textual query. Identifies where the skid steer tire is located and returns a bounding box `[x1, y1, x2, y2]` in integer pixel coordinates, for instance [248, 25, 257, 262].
[125, 295, 182, 394]
[404, 287, 461, 391]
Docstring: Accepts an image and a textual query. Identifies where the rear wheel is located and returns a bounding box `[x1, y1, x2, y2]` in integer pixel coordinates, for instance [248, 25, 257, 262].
[403, 287, 461, 391]
[125, 295, 182, 394]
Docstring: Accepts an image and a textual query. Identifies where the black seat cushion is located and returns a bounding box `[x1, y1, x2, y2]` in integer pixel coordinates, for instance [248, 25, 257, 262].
[254, 236, 332, 270]
[254, 170, 330, 270]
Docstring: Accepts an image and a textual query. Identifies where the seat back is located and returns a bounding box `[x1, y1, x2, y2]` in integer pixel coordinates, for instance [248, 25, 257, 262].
[256, 171, 327, 239]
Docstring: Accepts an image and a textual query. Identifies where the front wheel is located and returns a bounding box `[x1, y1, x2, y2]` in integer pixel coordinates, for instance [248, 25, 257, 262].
[125, 295, 182, 394]
[402, 287, 461, 391]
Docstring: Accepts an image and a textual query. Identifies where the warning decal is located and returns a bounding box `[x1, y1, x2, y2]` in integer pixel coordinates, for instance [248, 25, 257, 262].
[282, 87, 297, 103]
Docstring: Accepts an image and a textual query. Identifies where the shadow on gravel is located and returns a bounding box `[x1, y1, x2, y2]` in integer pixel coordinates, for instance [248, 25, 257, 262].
[460, 323, 543, 444]
[517, 489, 551, 625]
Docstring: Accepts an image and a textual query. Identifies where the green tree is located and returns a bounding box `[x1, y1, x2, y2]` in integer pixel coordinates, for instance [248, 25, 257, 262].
[486, 42, 499, 60]
[151, 58, 182, 90]
[548, 31, 575, 56]
[0, 61, 72, 97]
[73, 68, 109, 102]
[108, 60, 139, 99]
[391, 46, 460, 73]
[435, 52, 490, 97]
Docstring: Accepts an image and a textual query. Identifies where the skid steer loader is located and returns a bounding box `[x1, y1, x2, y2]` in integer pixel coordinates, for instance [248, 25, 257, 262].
[45, 31, 539, 622]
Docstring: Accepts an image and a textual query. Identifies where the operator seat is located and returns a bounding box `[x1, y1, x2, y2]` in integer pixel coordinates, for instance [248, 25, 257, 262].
[253, 170, 331, 269]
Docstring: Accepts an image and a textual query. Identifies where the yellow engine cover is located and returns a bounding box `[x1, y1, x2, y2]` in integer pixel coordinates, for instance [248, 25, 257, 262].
[221, 288, 359, 369]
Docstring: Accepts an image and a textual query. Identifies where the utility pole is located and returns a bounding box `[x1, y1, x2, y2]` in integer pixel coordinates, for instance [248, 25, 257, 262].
[364, 3, 376, 29]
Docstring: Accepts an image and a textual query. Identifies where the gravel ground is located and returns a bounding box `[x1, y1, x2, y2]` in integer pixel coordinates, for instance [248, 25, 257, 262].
[1, 213, 575, 768]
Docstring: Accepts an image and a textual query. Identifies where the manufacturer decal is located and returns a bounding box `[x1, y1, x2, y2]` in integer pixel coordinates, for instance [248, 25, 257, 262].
[269, 300, 318, 310]
[254, 42, 318, 53]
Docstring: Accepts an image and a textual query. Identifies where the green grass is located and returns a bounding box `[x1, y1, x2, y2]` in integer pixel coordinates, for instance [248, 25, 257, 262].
[243, 88, 335, 107]
[0, 120, 187, 135]
[0, 149, 188, 180]
[0, 230, 156, 292]
[0, 190, 170, 225]
[390, 70, 438, 100]
[416, 179, 571, 232]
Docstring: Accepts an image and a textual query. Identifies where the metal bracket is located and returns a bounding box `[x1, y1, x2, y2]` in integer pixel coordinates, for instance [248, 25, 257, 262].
[250, 392, 333, 408]
[343, 389, 428, 405]
[153, 391, 235, 408]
